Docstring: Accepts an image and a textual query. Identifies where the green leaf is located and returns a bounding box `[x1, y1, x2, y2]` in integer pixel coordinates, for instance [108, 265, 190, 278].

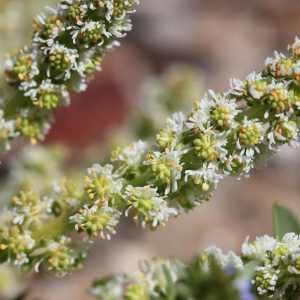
[272, 202, 300, 239]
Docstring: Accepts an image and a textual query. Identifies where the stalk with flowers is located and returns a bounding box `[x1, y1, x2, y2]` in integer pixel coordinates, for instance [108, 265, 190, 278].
[90, 234, 300, 300]
[2, 34, 300, 274]
[90, 204, 300, 300]
[0, 0, 138, 148]
[0, 64, 202, 299]
[0, 0, 300, 299]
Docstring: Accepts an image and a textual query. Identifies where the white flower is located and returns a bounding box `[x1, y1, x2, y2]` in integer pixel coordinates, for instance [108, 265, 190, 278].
[77, 49, 102, 78]
[236, 117, 265, 156]
[125, 185, 178, 227]
[242, 235, 277, 260]
[186, 100, 211, 130]
[46, 43, 79, 79]
[184, 163, 223, 189]
[109, 18, 133, 38]
[113, 140, 148, 167]
[187, 91, 239, 130]
[205, 246, 244, 270]
[267, 116, 299, 150]
[70, 204, 121, 240]
[290, 36, 300, 56]
[230, 77, 245, 96]
[265, 51, 292, 77]
[207, 90, 239, 120]
[267, 81, 289, 100]
[254, 265, 279, 295]
[4, 49, 39, 82]
[87, 164, 123, 195]
[225, 153, 254, 176]
[23, 79, 70, 106]
[33, 9, 63, 45]
[166, 112, 186, 135]
[144, 149, 186, 194]
[101, 0, 115, 21]
[72, 21, 107, 46]
[246, 72, 267, 99]
[282, 233, 300, 253]
[148, 198, 178, 228]
[157, 112, 186, 150]
[59, 0, 88, 25]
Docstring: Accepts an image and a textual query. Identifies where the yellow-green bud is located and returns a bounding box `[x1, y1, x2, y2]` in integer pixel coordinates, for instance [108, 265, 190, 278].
[211, 105, 231, 129]
[36, 89, 60, 110]
[268, 88, 291, 113]
[11, 54, 33, 82]
[193, 134, 219, 161]
[16, 117, 42, 144]
[238, 124, 262, 147]
[156, 129, 174, 149]
[274, 120, 297, 141]
[125, 283, 149, 300]
[81, 25, 103, 46]
[33, 15, 62, 40]
[49, 51, 71, 73]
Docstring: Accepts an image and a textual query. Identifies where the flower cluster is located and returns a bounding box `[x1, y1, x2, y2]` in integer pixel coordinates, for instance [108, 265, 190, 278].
[1, 0, 139, 146]
[0, 145, 83, 274]
[242, 233, 300, 298]
[90, 247, 250, 300]
[90, 233, 300, 300]
[1, 38, 300, 275]
[124, 185, 178, 228]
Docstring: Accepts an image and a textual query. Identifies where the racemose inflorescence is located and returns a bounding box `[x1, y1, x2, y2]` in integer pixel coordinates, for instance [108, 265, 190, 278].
[0, 0, 139, 148]
[0, 25, 300, 276]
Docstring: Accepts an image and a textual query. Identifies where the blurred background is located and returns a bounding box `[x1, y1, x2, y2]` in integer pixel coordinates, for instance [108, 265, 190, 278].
[1, 0, 300, 299]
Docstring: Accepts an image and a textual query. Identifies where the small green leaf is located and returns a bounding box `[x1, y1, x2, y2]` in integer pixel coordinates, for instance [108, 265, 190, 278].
[272, 202, 300, 239]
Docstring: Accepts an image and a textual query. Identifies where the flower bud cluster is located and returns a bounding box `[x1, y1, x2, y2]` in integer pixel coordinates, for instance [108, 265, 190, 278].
[1, 39, 300, 275]
[90, 248, 248, 300]
[91, 233, 300, 300]
[0, 145, 84, 275]
[242, 233, 300, 298]
[32, 236, 84, 275]
[1, 0, 139, 146]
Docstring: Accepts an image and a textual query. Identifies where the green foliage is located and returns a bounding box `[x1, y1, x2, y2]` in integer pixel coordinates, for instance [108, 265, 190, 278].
[272, 203, 300, 239]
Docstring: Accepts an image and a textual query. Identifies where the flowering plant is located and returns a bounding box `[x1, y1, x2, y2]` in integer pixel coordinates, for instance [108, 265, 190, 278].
[1, 0, 300, 276]
[90, 204, 300, 300]
[0, 1, 300, 299]
[0, 0, 138, 147]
